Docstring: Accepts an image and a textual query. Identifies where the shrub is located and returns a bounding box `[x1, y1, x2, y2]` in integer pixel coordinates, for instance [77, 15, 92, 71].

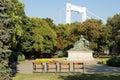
[107, 56, 120, 67]
[53, 51, 68, 58]
[17, 52, 25, 61]
[35, 58, 52, 62]
[34, 57, 66, 63]
[9, 52, 25, 62]
[97, 61, 105, 64]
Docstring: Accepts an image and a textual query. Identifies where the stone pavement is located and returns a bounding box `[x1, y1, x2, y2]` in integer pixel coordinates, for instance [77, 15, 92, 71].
[84, 64, 120, 74]
[17, 60, 120, 74]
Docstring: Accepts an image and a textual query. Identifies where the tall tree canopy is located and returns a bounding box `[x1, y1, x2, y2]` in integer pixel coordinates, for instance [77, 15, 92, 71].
[28, 18, 57, 54]
[82, 19, 104, 52]
[0, 0, 13, 79]
[1, 0, 117, 60]
[42, 17, 56, 29]
[106, 14, 120, 53]
[10, 0, 25, 51]
[71, 19, 109, 53]
[55, 22, 79, 50]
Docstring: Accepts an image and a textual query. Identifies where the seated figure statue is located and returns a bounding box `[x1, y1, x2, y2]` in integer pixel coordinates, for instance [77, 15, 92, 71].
[71, 35, 90, 51]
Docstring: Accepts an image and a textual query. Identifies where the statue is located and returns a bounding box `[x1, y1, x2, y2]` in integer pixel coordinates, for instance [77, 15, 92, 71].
[67, 35, 94, 62]
[71, 35, 90, 51]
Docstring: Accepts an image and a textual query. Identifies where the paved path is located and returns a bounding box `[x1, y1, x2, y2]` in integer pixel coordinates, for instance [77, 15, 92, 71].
[17, 60, 120, 74]
[85, 64, 120, 74]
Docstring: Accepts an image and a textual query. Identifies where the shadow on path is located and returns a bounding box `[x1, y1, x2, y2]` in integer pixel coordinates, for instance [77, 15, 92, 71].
[85, 64, 120, 74]
[58, 74, 120, 80]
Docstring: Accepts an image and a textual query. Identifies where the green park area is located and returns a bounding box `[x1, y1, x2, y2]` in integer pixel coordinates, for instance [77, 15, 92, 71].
[13, 73, 120, 80]
[12, 57, 120, 80]
[0, 0, 120, 80]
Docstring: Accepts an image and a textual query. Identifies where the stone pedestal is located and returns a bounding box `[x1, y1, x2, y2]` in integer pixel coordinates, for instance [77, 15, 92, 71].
[67, 50, 94, 62]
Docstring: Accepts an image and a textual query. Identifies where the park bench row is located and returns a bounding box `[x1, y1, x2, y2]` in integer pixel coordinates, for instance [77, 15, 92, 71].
[33, 61, 84, 73]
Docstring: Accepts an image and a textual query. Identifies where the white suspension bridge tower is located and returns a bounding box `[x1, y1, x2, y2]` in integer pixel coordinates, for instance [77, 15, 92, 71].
[66, 3, 87, 24]
[66, 3, 105, 24]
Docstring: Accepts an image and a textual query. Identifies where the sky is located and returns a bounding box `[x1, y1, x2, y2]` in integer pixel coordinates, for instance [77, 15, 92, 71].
[19, 0, 120, 24]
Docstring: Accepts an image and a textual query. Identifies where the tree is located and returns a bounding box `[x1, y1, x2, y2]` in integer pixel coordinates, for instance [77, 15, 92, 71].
[81, 19, 103, 52]
[107, 14, 120, 38]
[28, 18, 57, 55]
[115, 35, 120, 52]
[55, 22, 78, 50]
[20, 17, 32, 51]
[0, 0, 13, 79]
[71, 19, 108, 54]
[96, 26, 112, 53]
[42, 17, 56, 29]
[9, 0, 25, 51]
[70, 22, 83, 43]
[106, 14, 120, 54]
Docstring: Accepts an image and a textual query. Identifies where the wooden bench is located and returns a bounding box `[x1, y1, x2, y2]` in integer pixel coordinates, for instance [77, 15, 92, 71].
[33, 62, 44, 72]
[46, 61, 57, 72]
[59, 62, 70, 72]
[32, 61, 84, 73]
[73, 62, 84, 73]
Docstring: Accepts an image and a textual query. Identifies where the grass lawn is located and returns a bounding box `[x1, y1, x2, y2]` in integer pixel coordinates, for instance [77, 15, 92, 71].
[13, 73, 120, 80]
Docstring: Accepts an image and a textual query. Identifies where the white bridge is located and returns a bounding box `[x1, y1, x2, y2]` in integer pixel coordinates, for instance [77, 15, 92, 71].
[66, 3, 87, 24]
[65, 3, 105, 24]
[52, 3, 105, 24]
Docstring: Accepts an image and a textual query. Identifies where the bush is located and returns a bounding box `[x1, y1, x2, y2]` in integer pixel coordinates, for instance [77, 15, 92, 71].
[9, 51, 25, 62]
[34, 57, 66, 62]
[107, 56, 120, 67]
[35, 58, 52, 62]
[97, 61, 105, 64]
[17, 52, 25, 61]
[53, 51, 68, 58]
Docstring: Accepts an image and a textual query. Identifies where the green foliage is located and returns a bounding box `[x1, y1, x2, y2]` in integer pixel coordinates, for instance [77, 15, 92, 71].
[106, 14, 120, 53]
[57, 51, 65, 57]
[20, 17, 33, 52]
[42, 17, 56, 28]
[115, 35, 120, 50]
[82, 19, 103, 41]
[35, 58, 52, 62]
[29, 18, 57, 53]
[56, 23, 77, 50]
[55, 19, 110, 54]
[70, 22, 82, 42]
[0, 0, 13, 79]
[71, 19, 109, 54]
[17, 52, 25, 61]
[34, 57, 66, 62]
[4, 0, 119, 61]
[53, 50, 68, 58]
[10, 0, 25, 51]
[107, 14, 120, 37]
[97, 60, 106, 64]
[83, 19, 111, 53]
[9, 52, 25, 62]
[9, 1, 58, 57]
[107, 56, 120, 67]
[97, 26, 112, 53]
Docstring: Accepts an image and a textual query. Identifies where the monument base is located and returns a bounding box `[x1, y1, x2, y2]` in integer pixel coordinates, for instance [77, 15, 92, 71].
[67, 50, 94, 63]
